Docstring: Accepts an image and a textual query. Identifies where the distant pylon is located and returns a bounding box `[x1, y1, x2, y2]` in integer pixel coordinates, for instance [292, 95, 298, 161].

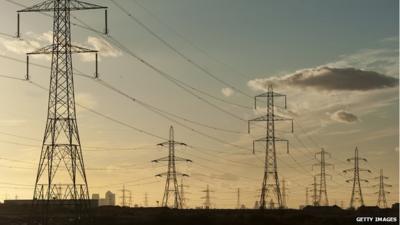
[15, 1, 108, 224]
[311, 176, 319, 206]
[179, 178, 189, 208]
[236, 188, 241, 209]
[120, 185, 129, 207]
[144, 193, 149, 207]
[281, 178, 287, 208]
[201, 185, 213, 209]
[373, 169, 391, 208]
[312, 148, 333, 206]
[128, 191, 132, 207]
[248, 85, 294, 209]
[305, 187, 309, 206]
[152, 126, 192, 209]
[343, 147, 371, 209]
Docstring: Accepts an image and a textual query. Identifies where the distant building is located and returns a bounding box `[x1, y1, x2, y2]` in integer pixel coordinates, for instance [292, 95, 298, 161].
[92, 194, 100, 200]
[104, 191, 116, 206]
[91, 191, 116, 206]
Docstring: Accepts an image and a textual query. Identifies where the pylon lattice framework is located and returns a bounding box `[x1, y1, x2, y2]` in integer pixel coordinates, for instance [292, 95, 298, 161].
[248, 85, 293, 209]
[179, 178, 189, 209]
[373, 169, 391, 208]
[201, 185, 213, 209]
[152, 126, 192, 209]
[343, 147, 371, 209]
[16, 0, 107, 224]
[312, 148, 333, 206]
[310, 176, 318, 206]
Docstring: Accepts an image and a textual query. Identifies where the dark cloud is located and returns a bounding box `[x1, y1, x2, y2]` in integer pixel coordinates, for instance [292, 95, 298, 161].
[248, 67, 398, 91]
[330, 110, 359, 123]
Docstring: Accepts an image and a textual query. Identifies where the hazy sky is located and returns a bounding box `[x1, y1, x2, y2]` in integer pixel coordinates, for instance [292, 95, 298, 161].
[0, 0, 398, 209]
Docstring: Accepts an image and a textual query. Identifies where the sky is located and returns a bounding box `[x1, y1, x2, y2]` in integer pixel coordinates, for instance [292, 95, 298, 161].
[0, 0, 398, 209]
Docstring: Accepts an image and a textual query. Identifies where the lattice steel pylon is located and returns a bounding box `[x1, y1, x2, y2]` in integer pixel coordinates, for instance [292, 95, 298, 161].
[373, 169, 391, 208]
[152, 126, 192, 209]
[343, 147, 371, 209]
[201, 185, 213, 209]
[305, 187, 309, 206]
[144, 193, 149, 207]
[312, 148, 333, 206]
[16, 1, 108, 224]
[236, 188, 241, 209]
[179, 178, 189, 209]
[311, 176, 319, 206]
[281, 178, 287, 208]
[248, 84, 293, 209]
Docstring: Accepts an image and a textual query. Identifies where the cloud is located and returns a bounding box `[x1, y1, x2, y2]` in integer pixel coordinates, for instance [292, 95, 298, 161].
[248, 67, 398, 92]
[221, 87, 234, 97]
[1, 38, 41, 54]
[330, 110, 359, 123]
[328, 47, 398, 77]
[87, 36, 121, 58]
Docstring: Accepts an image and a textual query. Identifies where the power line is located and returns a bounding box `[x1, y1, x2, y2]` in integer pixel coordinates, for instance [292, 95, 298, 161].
[130, 0, 255, 81]
[110, 0, 253, 99]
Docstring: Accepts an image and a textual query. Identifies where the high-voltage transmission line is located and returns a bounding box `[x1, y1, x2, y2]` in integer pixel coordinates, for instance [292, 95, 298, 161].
[15, 1, 108, 224]
[201, 185, 213, 209]
[373, 169, 391, 208]
[312, 148, 333, 206]
[152, 126, 192, 209]
[343, 147, 371, 209]
[248, 85, 294, 209]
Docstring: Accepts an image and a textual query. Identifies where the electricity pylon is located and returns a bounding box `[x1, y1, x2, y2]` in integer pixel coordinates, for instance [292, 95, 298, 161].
[201, 185, 213, 209]
[236, 188, 241, 209]
[179, 178, 189, 208]
[373, 169, 391, 208]
[281, 178, 287, 208]
[312, 148, 333, 206]
[248, 84, 293, 209]
[152, 126, 192, 209]
[343, 147, 371, 209]
[119, 185, 131, 207]
[311, 176, 319, 206]
[16, 1, 107, 224]
[305, 187, 309, 206]
[144, 193, 149, 207]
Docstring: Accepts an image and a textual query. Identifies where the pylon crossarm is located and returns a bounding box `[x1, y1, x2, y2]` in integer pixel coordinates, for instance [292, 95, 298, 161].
[151, 156, 169, 162]
[18, 0, 106, 12]
[17, 1, 108, 37]
[157, 141, 187, 147]
[25, 41, 99, 81]
[253, 137, 289, 153]
[156, 172, 189, 177]
[255, 92, 287, 108]
[343, 168, 354, 173]
[314, 173, 333, 180]
[174, 156, 192, 162]
[27, 44, 98, 55]
[359, 168, 372, 173]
